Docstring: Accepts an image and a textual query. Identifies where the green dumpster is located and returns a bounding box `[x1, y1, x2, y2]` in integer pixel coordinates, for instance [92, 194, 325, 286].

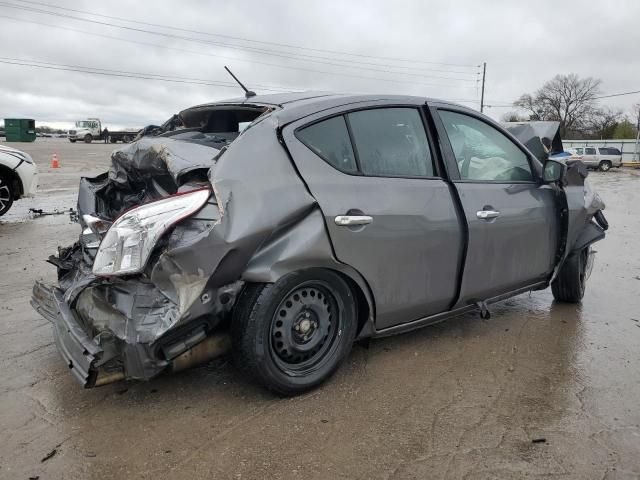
[4, 118, 36, 142]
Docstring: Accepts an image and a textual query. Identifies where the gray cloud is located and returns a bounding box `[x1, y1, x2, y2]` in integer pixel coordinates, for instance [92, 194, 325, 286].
[1, 0, 638, 129]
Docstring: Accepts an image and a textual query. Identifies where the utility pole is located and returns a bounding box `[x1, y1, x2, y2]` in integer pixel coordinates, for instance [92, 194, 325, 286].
[634, 105, 640, 163]
[480, 62, 486, 113]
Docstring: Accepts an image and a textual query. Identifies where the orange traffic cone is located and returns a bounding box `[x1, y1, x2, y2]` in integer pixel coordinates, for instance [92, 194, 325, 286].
[51, 153, 60, 168]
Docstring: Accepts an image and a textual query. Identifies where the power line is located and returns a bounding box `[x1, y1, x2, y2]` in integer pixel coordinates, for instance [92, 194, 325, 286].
[0, 56, 295, 91]
[0, 58, 294, 91]
[0, 14, 477, 90]
[594, 89, 640, 100]
[12, 0, 480, 69]
[0, 56, 292, 91]
[0, 1, 478, 82]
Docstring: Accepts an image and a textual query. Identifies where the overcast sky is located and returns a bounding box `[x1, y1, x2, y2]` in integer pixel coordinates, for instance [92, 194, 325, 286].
[0, 0, 639, 130]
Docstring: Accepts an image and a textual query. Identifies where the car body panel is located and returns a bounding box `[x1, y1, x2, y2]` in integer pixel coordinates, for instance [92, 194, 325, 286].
[450, 182, 557, 305]
[284, 116, 463, 328]
[30, 92, 607, 388]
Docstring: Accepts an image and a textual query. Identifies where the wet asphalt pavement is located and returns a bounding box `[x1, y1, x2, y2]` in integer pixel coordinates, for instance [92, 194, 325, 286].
[1, 139, 640, 479]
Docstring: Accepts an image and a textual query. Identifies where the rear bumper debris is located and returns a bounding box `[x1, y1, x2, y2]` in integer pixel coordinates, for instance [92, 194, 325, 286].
[31, 281, 103, 387]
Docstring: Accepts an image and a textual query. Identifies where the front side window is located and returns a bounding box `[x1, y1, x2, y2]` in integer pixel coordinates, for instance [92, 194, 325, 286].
[347, 108, 433, 177]
[296, 116, 357, 173]
[439, 110, 533, 181]
[575, 148, 584, 155]
[585, 147, 597, 155]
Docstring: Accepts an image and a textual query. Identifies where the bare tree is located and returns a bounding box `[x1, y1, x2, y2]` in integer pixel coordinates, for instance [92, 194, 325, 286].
[514, 74, 602, 136]
[501, 111, 528, 122]
[584, 107, 623, 139]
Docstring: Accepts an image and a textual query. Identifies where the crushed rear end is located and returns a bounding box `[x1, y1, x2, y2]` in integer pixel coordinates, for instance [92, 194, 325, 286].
[31, 103, 319, 387]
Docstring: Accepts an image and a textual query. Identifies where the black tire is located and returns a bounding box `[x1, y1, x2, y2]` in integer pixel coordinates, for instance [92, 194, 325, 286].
[231, 269, 357, 395]
[0, 171, 15, 216]
[69, 139, 76, 143]
[110, 136, 117, 143]
[599, 161, 611, 172]
[122, 135, 132, 143]
[551, 247, 590, 303]
[84, 134, 92, 144]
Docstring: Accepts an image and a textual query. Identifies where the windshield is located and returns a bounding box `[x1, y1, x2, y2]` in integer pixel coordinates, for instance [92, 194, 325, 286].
[75, 121, 98, 128]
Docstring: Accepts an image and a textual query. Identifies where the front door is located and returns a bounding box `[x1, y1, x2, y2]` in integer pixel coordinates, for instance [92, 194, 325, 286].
[434, 108, 558, 306]
[283, 105, 464, 329]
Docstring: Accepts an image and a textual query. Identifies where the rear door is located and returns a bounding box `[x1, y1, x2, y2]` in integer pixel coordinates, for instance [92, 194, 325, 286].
[283, 103, 464, 329]
[432, 106, 558, 305]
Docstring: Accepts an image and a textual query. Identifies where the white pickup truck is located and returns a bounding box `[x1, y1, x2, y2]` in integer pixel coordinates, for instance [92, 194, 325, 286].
[68, 118, 140, 144]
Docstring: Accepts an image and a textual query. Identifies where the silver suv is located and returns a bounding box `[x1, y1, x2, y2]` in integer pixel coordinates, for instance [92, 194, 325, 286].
[568, 146, 622, 171]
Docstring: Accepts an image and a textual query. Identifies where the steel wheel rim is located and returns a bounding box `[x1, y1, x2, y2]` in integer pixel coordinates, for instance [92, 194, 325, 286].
[0, 179, 10, 213]
[578, 248, 588, 295]
[269, 281, 342, 375]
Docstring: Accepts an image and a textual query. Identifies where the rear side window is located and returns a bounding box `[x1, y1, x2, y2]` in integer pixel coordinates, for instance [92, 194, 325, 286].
[347, 108, 433, 177]
[585, 147, 596, 155]
[599, 147, 621, 155]
[296, 116, 357, 173]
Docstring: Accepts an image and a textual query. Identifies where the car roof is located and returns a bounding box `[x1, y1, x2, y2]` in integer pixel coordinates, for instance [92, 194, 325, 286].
[181, 91, 466, 124]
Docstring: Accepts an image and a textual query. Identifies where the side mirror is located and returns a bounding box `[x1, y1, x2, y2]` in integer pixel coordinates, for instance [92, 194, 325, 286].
[543, 159, 567, 184]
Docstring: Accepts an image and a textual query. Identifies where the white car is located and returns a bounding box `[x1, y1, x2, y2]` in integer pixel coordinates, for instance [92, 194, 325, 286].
[0, 144, 38, 216]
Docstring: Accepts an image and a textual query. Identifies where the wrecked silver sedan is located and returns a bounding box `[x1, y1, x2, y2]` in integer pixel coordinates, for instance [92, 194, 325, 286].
[32, 93, 607, 394]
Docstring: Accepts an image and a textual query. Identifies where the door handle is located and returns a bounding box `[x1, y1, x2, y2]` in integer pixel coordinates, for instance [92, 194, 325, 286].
[476, 210, 500, 220]
[334, 215, 373, 226]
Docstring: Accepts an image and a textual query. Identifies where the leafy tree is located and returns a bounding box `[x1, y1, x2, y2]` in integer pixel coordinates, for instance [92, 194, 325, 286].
[613, 119, 637, 139]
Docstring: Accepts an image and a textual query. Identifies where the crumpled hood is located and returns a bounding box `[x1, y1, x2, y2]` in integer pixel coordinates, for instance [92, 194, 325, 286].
[502, 121, 563, 162]
[78, 137, 219, 221]
[110, 137, 220, 185]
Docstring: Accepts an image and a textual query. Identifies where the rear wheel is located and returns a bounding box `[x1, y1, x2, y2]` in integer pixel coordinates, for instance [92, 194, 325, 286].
[122, 135, 132, 143]
[599, 160, 611, 172]
[0, 172, 15, 216]
[84, 134, 92, 144]
[69, 139, 76, 143]
[231, 269, 357, 395]
[551, 247, 590, 302]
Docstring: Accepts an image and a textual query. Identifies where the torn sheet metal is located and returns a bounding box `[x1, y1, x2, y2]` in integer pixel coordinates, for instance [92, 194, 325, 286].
[503, 121, 563, 162]
[31, 114, 326, 386]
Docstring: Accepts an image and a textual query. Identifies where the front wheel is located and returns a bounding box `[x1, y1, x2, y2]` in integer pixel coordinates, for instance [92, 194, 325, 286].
[84, 134, 92, 144]
[599, 161, 611, 172]
[0, 172, 15, 216]
[551, 247, 591, 303]
[231, 269, 357, 395]
[69, 139, 76, 143]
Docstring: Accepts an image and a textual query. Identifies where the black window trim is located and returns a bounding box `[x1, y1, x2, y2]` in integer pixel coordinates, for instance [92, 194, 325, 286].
[294, 115, 359, 174]
[435, 106, 540, 185]
[294, 104, 442, 181]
